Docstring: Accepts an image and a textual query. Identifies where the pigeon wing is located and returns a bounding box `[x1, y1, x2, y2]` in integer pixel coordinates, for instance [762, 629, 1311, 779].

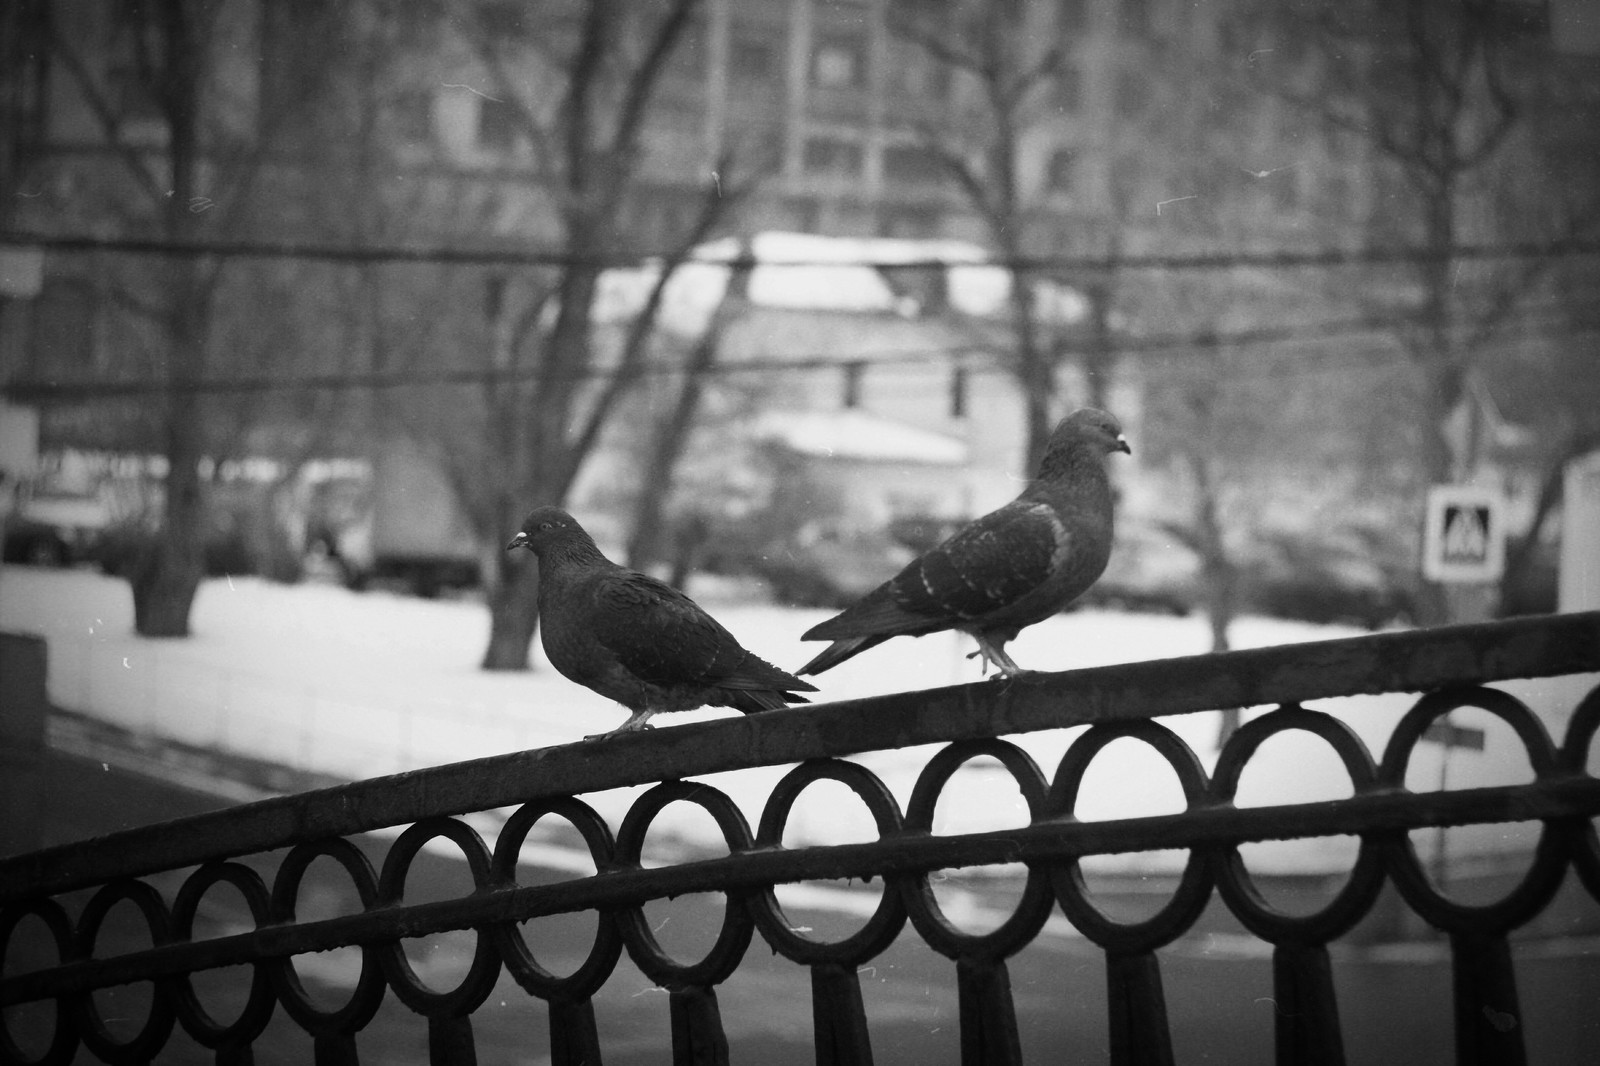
[590, 571, 809, 692]
[889, 501, 1063, 622]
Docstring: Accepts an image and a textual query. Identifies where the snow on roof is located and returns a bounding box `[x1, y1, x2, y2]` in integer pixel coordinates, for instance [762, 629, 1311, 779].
[744, 232, 913, 314]
[754, 409, 968, 465]
[592, 251, 732, 336]
[591, 231, 1088, 334]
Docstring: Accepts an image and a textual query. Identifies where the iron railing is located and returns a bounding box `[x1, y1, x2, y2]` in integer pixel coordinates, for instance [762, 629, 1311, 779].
[3, 612, 1599, 1065]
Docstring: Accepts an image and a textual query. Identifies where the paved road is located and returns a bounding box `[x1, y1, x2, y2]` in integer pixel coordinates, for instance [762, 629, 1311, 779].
[6, 750, 1598, 1064]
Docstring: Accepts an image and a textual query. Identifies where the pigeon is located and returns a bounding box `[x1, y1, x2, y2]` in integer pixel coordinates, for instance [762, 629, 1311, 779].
[798, 407, 1130, 678]
[508, 506, 816, 736]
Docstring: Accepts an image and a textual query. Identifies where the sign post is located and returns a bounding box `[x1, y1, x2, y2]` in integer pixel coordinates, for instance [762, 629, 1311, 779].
[1422, 484, 1506, 585]
[1419, 483, 1506, 888]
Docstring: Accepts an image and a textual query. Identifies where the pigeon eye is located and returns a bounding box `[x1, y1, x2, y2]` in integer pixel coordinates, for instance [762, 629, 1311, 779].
[539, 521, 555, 531]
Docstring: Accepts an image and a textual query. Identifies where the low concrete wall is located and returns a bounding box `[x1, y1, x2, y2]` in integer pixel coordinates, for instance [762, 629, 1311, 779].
[1, 631, 49, 856]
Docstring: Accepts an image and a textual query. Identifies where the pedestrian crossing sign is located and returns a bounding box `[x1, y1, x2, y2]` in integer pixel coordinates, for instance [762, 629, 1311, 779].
[1423, 484, 1506, 583]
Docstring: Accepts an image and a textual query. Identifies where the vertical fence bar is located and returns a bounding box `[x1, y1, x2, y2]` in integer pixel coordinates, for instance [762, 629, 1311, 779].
[955, 959, 1022, 1066]
[811, 963, 874, 1066]
[1450, 932, 1526, 1066]
[1271, 943, 1345, 1066]
[669, 986, 729, 1066]
[548, 998, 604, 1066]
[312, 1032, 359, 1066]
[217, 1040, 255, 1066]
[428, 1014, 476, 1066]
[1106, 950, 1175, 1066]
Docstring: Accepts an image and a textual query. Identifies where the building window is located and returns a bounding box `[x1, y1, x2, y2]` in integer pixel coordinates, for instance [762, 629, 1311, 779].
[731, 34, 779, 83]
[803, 136, 864, 177]
[887, 40, 950, 100]
[1119, 0, 1153, 38]
[106, 65, 162, 122]
[812, 36, 866, 88]
[1056, 64, 1082, 111]
[32, 278, 96, 372]
[1263, 169, 1301, 213]
[478, 1, 531, 39]
[949, 365, 969, 419]
[484, 275, 506, 321]
[883, 144, 944, 186]
[842, 361, 865, 409]
[1115, 69, 1149, 118]
[879, 205, 942, 240]
[394, 88, 434, 143]
[477, 97, 519, 151]
[1045, 147, 1077, 194]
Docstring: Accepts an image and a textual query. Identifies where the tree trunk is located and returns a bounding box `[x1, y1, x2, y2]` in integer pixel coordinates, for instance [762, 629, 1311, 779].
[1083, 282, 1115, 412]
[130, 0, 210, 638]
[133, 257, 208, 636]
[626, 320, 720, 573]
[481, 548, 541, 671]
[1010, 270, 1055, 476]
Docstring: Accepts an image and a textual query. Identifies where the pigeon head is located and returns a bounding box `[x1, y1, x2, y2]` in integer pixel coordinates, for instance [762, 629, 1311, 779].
[507, 506, 594, 557]
[1052, 407, 1131, 455]
[1036, 408, 1131, 481]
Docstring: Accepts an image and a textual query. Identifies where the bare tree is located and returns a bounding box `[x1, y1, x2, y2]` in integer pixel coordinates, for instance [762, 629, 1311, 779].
[416, 0, 759, 669]
[0, 1, 49, 229]
[624, 244, 755, 578]
[887, 0, 1071, 473]
[45, 0, 344, 635]
[1250, 0, 1600, 620]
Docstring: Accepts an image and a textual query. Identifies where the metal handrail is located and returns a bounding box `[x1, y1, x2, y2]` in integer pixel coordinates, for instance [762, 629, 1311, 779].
[5, 611, 1597, 903]
[2, 611, 1598, 1066]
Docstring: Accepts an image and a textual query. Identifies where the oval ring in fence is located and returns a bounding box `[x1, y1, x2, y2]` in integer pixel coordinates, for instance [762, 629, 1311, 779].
[613, 780, 756, 988]
[899, 739, 1055, 962]
[749, 759, 908, 966]
[1209, 705, 1388, 944]
[1560, 682, 1600, 902]
[489, 796, 623, 1001]
[168, 862, 277, 1049]
[1377, 687, 1568, 932]
[0, 898, 78, 1066]
[72, 878, 177, 1065]
[267, 838, 386, 1036]
[1047, 721, 1214, 953]
[374, 817, 502, 1017]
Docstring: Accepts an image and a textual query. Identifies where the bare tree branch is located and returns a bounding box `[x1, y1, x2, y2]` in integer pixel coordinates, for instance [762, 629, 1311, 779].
[47, 26, 165, 204]
[565, 156, 751, 474]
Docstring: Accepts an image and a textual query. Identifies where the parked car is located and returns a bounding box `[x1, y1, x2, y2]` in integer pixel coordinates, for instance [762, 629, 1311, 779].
[751, 530, 914, 609]
[1244, 528, 1418, 630]
[1, 485, 113, 567]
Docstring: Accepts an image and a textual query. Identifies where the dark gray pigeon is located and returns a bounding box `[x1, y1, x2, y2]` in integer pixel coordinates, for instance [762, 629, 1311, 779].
[798, 407, 1130, 678]
[508, 506, 816, 735]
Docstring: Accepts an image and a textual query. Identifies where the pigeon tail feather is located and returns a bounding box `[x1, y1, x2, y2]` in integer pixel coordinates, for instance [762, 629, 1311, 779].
[801, 594, 931, 643]
[798, 634, 888, 676]
[714, 653, 818, 693]
[727, 688, 811, 714]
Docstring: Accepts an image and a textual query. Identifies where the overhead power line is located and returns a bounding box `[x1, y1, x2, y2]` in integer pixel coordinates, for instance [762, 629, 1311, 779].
[6, 312, 1594, 404]
[3, 230, 1599, 273]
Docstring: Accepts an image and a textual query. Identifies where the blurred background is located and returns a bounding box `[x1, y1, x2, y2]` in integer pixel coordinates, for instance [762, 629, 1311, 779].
[3, 0, 1598, 666]
[4, 4, 1600, 1061]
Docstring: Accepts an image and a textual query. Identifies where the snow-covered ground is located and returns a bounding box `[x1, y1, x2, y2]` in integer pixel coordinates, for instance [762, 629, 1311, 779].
[3, 565, 1590, 876]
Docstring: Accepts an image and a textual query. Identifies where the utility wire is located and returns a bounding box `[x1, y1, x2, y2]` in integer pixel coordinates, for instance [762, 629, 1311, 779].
[4, 229, 1599, 272]
[7, 313, 1594, 403]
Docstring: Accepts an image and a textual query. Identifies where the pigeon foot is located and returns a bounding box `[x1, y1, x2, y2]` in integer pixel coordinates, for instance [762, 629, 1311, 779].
[970, 636, 1026, 677]
[587, 708, 658, 739]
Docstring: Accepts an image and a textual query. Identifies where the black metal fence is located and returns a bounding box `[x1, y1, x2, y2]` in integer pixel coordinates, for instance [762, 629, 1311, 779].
[3, 612, 1599, 1065]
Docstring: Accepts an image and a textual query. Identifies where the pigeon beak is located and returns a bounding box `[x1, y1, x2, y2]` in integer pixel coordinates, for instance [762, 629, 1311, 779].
[507, 532, 529, 552]
[1115, 435, 1132, 455]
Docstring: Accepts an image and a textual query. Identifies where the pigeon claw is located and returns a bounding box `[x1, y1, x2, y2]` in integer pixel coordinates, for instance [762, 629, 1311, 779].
[587, 708, 658, 739]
